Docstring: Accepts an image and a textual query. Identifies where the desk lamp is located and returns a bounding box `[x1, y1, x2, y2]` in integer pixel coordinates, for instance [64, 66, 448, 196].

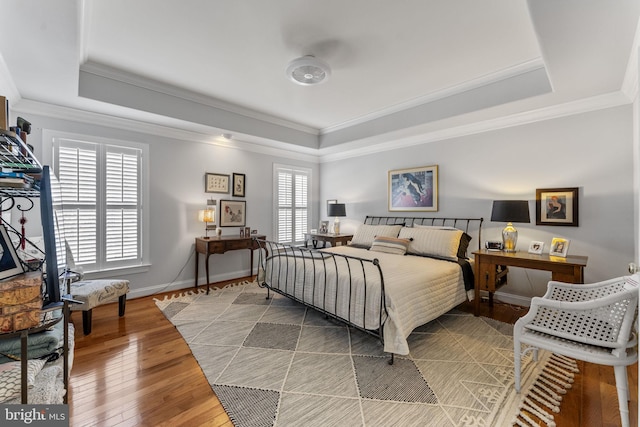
[198, 199, 216, 239]
[327, 203, 346, 234]
[490, 200, 530, 252]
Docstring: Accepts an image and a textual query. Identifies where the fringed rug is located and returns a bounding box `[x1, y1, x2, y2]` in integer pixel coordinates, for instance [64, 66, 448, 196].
[154, 281, 577, 427]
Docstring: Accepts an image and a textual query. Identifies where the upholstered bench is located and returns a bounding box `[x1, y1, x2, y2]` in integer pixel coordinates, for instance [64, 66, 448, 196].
[69, 279, 129, 335]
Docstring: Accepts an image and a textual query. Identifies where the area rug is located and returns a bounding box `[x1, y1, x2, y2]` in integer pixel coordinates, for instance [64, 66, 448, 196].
[154, 281, 577, 427]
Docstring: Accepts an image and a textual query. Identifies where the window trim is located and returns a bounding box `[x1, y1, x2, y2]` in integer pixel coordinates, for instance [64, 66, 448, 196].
[43, 130, 150, 276]
[273, 163, 311, 245]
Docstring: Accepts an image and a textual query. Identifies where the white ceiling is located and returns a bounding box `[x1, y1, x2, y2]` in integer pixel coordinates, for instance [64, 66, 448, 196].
[0, 0, 639, 158]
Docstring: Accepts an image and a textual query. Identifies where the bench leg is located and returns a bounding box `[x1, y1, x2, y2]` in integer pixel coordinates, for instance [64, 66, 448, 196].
[119, 295, 127, 317]
[82, 310, 92, 335]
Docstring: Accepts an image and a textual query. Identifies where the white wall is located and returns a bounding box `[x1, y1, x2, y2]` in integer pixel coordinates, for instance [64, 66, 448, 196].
[320, 105, 635, 304]
[13, 112, 320, 298]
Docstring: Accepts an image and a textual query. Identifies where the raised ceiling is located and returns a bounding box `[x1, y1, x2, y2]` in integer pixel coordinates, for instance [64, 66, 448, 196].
[0, 0, 638, 159]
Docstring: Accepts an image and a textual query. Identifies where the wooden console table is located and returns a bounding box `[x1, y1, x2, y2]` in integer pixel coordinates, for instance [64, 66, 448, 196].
[195, 235, 266, 294]
[304, 233, 353, 248]
[473, 249, 588, 316]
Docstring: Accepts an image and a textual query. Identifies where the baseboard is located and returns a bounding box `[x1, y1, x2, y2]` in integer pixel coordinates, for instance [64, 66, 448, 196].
[129, 270, 254, 299]
[490, 290, 532, 307]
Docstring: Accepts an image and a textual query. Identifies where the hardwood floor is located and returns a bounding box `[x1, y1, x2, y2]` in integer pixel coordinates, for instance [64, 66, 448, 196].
[68, 280, 637, 426]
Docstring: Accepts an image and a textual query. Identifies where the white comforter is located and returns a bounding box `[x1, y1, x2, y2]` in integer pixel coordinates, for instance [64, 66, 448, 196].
[261, 246, 469, 355]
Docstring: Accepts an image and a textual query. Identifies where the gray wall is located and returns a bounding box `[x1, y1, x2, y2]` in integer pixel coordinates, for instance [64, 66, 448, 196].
[16, 113, 320, 298]
[320, 105, 635, 305]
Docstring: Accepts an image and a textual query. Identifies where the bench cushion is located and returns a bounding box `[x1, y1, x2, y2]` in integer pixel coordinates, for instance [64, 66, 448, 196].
[70, 279, 130, 311]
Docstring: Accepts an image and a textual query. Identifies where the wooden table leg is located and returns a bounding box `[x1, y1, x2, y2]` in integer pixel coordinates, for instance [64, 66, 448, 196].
[194, 250, 199, 290]
[205, 252, 211, 295]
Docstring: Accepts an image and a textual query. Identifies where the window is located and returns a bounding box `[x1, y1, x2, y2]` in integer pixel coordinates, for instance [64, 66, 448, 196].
[51, 133, 146, 273]
[274, 164, 310, 245]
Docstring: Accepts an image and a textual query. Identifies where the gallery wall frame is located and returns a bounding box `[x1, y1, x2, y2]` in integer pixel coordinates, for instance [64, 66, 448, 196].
[536, 187, 579, 226]
[205, 173, 230, 194]
[232, 173, 246, 197]
[220, 200, 246, 227]
[388, 165, 438, 212]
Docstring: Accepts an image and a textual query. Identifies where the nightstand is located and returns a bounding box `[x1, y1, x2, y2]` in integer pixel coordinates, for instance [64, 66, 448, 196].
[304, 233, 353, 248]
[473, 249, 588, 316]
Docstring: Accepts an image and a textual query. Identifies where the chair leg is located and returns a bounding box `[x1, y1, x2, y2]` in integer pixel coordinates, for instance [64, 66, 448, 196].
[118, 295, 126, 317]
[614, 365, 631, 427]
[82, 310, 92, 335]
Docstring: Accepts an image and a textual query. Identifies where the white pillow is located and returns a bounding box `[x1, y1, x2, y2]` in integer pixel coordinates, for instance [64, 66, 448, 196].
[0, 359, 47, 402]
[398, 227, 464, 260]
[350, 224, 403, 248]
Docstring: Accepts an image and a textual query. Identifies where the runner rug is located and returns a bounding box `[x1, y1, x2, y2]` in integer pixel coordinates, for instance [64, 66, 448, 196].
[154, 280, 577, 426]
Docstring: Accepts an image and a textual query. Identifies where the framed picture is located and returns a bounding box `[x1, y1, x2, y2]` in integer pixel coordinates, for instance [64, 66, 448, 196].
[536, 187, 579, 226]
[326, 199, 337, 215]
[319, 221, 329, 234]
[220, 200, 246, 227]
[232, 173, 246, 197]
[528, 241, 545, 255]
[0, 225, 25, 280]
[205, 173, 230, 194]
[388, 165, 438, 211]
[549, 237, 570, 257]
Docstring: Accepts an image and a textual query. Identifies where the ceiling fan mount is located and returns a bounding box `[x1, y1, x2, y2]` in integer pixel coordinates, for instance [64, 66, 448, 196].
[285, 55, 331, 86]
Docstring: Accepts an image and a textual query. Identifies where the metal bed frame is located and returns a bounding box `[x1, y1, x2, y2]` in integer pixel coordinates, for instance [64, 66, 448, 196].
[255, 215, 484, 364]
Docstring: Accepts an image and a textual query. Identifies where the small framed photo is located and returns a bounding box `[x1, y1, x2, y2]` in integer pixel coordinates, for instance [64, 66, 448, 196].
[319, 221, 329, 234]
[220, 200, 246, 227]
[232, 173, 246, 197]
[0, 225, 25, 280]
[536, 187, 579, 226]
[388, 165, 438, 212]
[205, 173, 229, 194]
[528, 241, 545, 255]
[549, 237, 570, 257]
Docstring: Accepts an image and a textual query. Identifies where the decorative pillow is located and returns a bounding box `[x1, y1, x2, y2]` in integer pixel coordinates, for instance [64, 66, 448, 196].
[370, 236, 410, 255]
[0, 359, 47, 402]
[398, 227, 465, 260]
[410, 225, 472, 258]
[349, 224, 403, 248]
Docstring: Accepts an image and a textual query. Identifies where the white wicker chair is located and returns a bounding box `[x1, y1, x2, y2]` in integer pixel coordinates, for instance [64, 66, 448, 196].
[514, 274, 639, 427]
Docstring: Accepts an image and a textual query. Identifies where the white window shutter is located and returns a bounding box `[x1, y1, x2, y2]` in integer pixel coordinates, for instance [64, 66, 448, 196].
[274, 165, 310, 245]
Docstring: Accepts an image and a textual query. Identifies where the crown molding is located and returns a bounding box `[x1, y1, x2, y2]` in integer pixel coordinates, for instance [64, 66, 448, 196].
[12, 99, 321, 163]
[318, 91, 631, 163]
[11, 88, 631, 167]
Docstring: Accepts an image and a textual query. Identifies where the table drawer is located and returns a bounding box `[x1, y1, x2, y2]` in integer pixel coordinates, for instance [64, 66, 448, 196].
[225, 240, 251, 250]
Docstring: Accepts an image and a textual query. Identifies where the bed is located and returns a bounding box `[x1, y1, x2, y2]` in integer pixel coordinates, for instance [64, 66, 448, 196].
[256, 215, 483, 361]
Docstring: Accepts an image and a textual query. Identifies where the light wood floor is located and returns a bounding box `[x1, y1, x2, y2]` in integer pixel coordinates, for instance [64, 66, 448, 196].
[68, 279, 638, 426]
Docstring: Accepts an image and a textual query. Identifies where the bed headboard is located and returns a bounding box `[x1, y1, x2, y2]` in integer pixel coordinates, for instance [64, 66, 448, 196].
[363, 215, 484, 251]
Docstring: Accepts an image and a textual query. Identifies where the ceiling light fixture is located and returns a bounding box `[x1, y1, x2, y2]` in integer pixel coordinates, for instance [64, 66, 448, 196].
[285, 55, 331, 86]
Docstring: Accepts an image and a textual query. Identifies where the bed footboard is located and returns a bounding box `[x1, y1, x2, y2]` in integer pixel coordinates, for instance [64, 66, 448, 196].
[255, 239, 394, 362]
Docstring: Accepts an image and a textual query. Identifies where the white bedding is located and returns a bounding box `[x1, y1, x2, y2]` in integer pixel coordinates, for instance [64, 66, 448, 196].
[261, 245, 469, 355]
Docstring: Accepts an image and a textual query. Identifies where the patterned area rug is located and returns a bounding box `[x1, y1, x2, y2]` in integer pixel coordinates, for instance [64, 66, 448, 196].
[154, 281, 576, 426]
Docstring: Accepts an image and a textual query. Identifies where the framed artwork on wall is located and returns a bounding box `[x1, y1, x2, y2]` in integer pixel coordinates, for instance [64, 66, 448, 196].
[232, 173, 246, 197]
[388, 165, 438, 211]
[220, 200, 246, 227]
[205, 173, 230, 194]
[536, 187, 579, 226]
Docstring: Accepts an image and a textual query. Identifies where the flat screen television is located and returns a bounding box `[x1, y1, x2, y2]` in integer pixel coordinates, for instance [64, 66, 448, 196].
[40, 165, 62, 308]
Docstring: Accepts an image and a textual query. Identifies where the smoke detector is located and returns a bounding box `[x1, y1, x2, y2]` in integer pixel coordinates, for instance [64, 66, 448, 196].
[285, 55, 331, 86]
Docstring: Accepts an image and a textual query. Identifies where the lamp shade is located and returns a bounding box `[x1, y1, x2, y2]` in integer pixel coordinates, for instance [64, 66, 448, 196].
[491, 200, 530, 223]
[327, 203, 346, 217]
[198, 208, 215, 224]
